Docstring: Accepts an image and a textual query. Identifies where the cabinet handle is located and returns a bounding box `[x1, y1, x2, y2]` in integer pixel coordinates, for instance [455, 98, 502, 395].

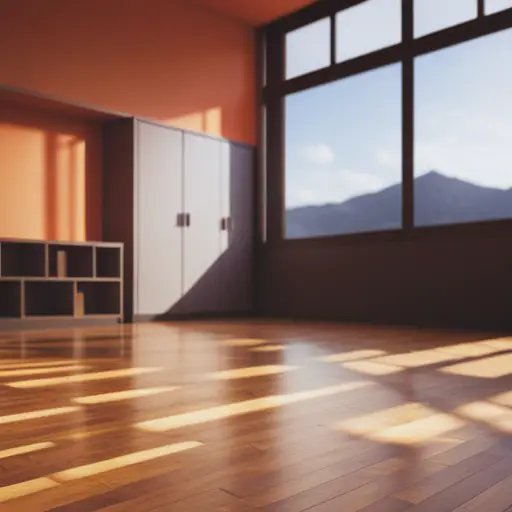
[176, 213, 184, 227]
[221, 217, 227, 231]
[185, 213, 191, 227]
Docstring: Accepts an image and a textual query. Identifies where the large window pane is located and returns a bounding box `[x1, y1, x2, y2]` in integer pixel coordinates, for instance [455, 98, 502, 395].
[336, 0, 402, 62]
[414, 0, 477, 38]
[285, 64, 402, 239]
[485, 0, 512, 14]
[414, 29, 512, 227]
[286, 18, 330, 80]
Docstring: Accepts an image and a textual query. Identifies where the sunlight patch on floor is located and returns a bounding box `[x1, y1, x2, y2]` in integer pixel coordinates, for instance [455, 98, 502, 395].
[53, 441, 202, 481]
[74, 386, 179, 405]
[439, 353, 512, 378]
[0, 365, 88, 377]
[0, 442, 202, 503]
[250, 345, 285, 352]
[437, 342, 503, 357]
[62, 425, 123, 441]
[456, 401, 512, 434]
[333, 403, 465, 445]
[318, 349, 386, 363]
[207, 365, 297, 380]
[0, 477, 58, 503]
[481, 337, 512, 349]
[0, 442, 55, 460]
[0, 406, 80, 425]
[136, 381, 372, 432]
[221, 338, 268, 347]
[7, 368, 161, 389]
[490, 390, 512, 407]
[372, 349, 461, 368]
[0, 360, 76, 370]
[371, 414, 465, 445]
[342, 360, 403, 375]
[333, 403, 436, 436]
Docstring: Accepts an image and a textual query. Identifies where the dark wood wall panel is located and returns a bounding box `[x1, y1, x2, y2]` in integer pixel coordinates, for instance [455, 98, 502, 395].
[102, 119, 135, 321]
[258, 227, 512, 330]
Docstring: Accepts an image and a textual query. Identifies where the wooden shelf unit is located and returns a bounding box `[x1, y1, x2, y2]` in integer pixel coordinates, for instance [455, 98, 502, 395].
[0, 239, 123, 323]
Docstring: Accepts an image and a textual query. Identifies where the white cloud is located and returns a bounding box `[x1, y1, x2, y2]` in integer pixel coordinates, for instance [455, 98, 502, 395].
[301, 143, 336, 166]
[415, 110, 512, 189]
[288, 106, 512, 210]
[286, 168, 390, 208]
[376, 148, 401, 169]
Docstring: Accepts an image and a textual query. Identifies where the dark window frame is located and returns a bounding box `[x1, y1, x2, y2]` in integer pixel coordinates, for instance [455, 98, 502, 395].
[261, 0, 512, 245]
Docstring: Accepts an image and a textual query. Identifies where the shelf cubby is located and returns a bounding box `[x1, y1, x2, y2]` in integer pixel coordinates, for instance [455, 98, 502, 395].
[25, 281, 75, 317]
[0, 241, 46, 277]
[48, 244, 94, 278]
[0, 238, 123, 326]
[77, 281, 121, 316]
[95, 246, 122, 278]
[0, 281, 22, 318]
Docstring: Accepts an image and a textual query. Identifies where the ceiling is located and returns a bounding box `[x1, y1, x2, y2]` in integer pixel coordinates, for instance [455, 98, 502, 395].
[195, 0, 320, 25]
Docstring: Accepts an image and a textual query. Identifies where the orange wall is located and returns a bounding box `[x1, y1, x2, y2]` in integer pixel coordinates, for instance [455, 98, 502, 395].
[0, 0, 255, 242]
[0, 106, 103, 242]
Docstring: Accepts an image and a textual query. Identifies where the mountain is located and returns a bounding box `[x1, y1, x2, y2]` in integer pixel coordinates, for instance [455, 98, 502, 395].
[286, 171, 512, 239]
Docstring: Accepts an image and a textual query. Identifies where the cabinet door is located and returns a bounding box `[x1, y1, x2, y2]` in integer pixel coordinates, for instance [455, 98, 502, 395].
[220, 142, 254, 313]
[181, 133, 222, 313]
[136, 121, 183, 317]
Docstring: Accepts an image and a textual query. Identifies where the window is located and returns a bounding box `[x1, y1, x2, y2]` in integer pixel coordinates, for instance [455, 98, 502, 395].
[414, 29, 512, 227]
[486, 0, 512, 14]
[286, 18, 331, 79]
[414, 0, 477, 38]
[285, 64, 402, 239]
[336, 0, 402, 62]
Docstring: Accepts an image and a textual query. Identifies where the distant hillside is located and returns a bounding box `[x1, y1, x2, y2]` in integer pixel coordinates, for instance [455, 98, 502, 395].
[286, 171, 512, 238]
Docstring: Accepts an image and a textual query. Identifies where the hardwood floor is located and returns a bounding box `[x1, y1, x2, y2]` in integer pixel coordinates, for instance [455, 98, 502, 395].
[0, 320, 511, 511]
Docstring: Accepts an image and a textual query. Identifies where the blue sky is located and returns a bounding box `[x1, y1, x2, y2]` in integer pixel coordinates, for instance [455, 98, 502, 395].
[284, 0, 512, 208]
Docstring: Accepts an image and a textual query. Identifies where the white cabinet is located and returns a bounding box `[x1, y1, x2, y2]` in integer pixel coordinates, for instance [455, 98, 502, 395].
[181, 133, 222, 313]
[136, 121, 183, 316]
[103, 119, 254, 320]
[219, 141, 254, 313]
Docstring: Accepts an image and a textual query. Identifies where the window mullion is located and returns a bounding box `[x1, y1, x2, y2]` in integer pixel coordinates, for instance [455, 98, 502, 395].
[402, 0, 414, 232]
[478, 0, 485, 17]
[330, 14, 336, 65]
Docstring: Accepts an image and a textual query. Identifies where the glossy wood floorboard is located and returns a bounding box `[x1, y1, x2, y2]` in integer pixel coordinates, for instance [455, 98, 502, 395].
[0, 321, 511, 511]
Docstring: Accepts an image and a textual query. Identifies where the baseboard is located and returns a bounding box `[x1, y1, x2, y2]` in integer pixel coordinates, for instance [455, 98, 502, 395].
[0, 317, 121, 333]
[133, 311, 256, 323]
[256, 312, 512, 334]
